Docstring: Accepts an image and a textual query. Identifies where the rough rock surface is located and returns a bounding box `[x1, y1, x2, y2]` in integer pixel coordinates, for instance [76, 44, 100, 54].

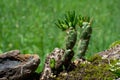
[0, 50, 40, 80]
[40, 48, 65, 80]
[98, 44, 120, 59]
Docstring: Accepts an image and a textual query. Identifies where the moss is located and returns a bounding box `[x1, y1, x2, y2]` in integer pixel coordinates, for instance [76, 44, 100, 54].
[109, 40, 120, 48]
[56, 54, 118, 80]
[109, 59, 120, 77]
[88, 54, 102, 62]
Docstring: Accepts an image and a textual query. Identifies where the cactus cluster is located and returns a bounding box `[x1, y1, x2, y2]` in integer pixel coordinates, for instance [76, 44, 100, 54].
[56, 11, 92, 60]
[40, 11, 93, 80]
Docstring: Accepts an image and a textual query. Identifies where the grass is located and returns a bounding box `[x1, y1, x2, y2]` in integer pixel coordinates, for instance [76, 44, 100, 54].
[0, 0, 120, 72]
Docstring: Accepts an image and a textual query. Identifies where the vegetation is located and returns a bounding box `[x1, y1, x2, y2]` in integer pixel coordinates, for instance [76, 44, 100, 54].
[56, 11, 92, 63]
[56, 11, 77, 69]
[0, 0, 120, 72]
[109, 40, 120, 48]
[56, 54, 118, 80]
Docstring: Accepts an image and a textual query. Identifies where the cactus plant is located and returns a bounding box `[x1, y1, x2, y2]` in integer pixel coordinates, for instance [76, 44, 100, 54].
[76, 18, 92, 59]
[56, 11, 77, 68]
[56, 11, 93, 62]
[40, 11, 93, 80]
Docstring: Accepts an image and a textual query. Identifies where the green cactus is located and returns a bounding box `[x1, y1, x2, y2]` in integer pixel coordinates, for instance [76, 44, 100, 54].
[66, 27, 77, 49]
[56, 11, 92, 63]
[64, 11, 77, 28]
[77, 21, 92, 59]
[56, 11, 77, 30]
[41, 11, 93, 80]
[62, 49, 74, 69]
[56, 11, 77, 68]
[56, 11, 77, 49]
[78, 16, 90, 27]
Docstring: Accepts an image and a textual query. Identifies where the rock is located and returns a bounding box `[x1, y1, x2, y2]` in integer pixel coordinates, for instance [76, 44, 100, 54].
[40, 48, 65, 80]
[0, 50, 40, 80]
[55, 45, 120, 80]
[98, 44, 120, 60]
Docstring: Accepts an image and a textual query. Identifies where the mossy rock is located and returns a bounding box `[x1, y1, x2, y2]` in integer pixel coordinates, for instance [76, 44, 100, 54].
[56, 54, 118, 80]
[109, 40, 120, 48]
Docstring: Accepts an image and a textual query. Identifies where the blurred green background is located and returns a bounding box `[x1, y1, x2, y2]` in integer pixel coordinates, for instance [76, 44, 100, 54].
[0, 0, 120, 71]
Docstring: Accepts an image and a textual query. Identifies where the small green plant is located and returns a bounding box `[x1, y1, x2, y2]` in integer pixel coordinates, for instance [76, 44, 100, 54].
[50, 58, 56, 70]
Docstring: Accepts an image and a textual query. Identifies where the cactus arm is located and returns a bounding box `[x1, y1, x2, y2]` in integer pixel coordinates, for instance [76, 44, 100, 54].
[56, 11, 77, 69]
[62, 27, 77, 68]
[62, 49, 74, 69]
[66, 27, 77, 49]
[77, 22, 92, 59]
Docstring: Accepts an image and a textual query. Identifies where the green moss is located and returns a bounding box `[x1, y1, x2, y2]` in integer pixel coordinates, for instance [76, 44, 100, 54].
[109, 40, 120, 48]
[109, 59, 120, 77]
[50, 58, 56, 69]
[56, 54, 118, 80]
[88, 54, 102, 62]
